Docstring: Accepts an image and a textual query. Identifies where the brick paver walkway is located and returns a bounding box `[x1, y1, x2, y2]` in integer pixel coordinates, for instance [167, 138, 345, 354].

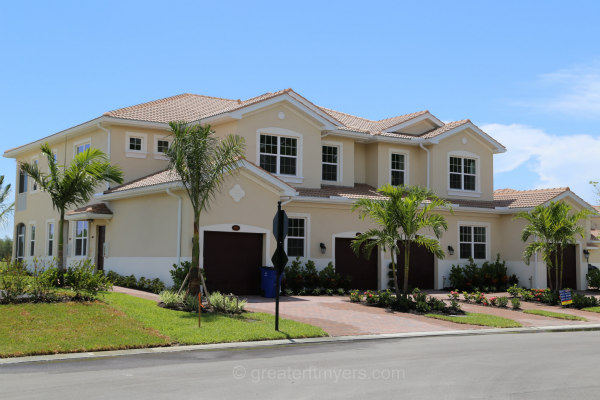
[245, 295, 484, 336]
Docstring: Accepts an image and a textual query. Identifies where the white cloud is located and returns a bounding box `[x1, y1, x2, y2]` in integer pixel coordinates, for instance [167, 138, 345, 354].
[518, 64, 600, 116]
[482, 123, 600, 203]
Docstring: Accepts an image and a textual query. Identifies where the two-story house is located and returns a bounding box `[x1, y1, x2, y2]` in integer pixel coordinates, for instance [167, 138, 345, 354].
[4, 89, 597, 293]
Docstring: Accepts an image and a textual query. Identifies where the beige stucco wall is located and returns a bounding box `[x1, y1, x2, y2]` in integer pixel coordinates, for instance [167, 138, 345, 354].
[429, 128, 494, 201]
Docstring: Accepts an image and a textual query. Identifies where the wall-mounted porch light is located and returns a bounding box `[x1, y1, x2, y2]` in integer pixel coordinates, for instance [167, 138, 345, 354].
[584, 249, 590, 262]
[320, 243, 327, 254]
[447, 245, 454, 256]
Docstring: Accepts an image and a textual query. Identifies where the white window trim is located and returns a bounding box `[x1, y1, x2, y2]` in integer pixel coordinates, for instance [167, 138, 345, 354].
[16, 223, 26, 261]
[389, 148, 409, 186]
[447, 151, 481, 197]
[256, 128, 304, 184]
[153, 134, 172, 160]
[72, 220, 90, 258]
[73, 137, 92, 156]
[29, 223, 36, 257]
[321, 140, 343, 184]
[30, 157, 39, 193]
[125, 132, 148, 159]
[285, 213, 310, 259]
[46, 219, 55, 257]
[457, 221, 490, 261]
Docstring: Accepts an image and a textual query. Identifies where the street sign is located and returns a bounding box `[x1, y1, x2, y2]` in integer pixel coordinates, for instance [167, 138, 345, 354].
[271, 243, 289, 274]
[559, 289, 573, 306]
[273, 211, 289, 240]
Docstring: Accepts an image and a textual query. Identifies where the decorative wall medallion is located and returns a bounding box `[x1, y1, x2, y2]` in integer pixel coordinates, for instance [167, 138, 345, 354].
[462, 137, 468, 144]
[229, 184, 245, 202]
[278, 111, 285, 120]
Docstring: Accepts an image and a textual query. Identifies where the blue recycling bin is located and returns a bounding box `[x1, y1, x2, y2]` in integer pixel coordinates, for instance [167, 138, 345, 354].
[260, 267, 283, 298]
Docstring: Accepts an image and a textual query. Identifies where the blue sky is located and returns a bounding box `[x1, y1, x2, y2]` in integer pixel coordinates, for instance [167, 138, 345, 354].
[2, 0, 600, 237]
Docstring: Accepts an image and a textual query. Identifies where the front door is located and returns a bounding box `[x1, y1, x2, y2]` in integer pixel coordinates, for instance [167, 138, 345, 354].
[97, 226, 105, 271]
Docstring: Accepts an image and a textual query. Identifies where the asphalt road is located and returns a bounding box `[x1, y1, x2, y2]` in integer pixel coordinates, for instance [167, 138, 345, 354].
[2, 331, 600, 399]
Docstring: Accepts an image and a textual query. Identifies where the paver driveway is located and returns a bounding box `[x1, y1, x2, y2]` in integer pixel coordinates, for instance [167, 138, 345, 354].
[245, 295, 482, 336]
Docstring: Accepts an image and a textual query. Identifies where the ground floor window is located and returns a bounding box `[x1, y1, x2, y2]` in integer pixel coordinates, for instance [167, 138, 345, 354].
[459, 225, 486, 259]
[29, 225, 35, 256]
[16, 223, 25, 261]
[47, 223, 54, 257]
[75, 221, 88, 257]
[286, 218, 306, 257]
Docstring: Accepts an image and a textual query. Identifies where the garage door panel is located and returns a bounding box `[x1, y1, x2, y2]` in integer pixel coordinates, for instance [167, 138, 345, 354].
[203, 231, 263, 295]
[550, 244, 577, 289]
[396, 242, 434, 290]
[335, 238, 378, 290]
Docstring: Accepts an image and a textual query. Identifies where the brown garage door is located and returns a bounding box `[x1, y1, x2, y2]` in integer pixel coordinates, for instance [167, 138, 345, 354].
[550, 244, 577, 289]
[335, 238, 378, 290]
[396, 242, 435, 290]
[203, 231, 263, 295]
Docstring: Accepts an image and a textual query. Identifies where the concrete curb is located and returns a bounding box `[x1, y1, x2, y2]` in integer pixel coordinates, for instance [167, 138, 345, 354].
[3, 323, 600, 365]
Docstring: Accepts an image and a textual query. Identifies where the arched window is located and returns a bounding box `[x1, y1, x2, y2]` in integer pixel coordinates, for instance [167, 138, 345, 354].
[16, 223, 25, 261]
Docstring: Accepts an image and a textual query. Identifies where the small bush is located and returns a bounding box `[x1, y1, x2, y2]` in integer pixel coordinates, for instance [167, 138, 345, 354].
[325, 288, 334, 296]
[284, 288, 294, 296]
[312, 288, 322, 296]
[349, 289, 363, 302]
[0, 261, 28, 304]
[511, 297, 521, 309]
[209, 291, 247, 314]
[377, 289, 394, 307]
[507, 284, 520, 298]
[428, 296, 446, 312]
[185, 294, 200, 312]
[587, 269, 600, 290]
[29, 259, 58, 302]
[105, 270, 165, 294]
[64, 260, 111, 300]
[497, 296, 509, 308]
[364, 290, 379, 304]
[571, 294, 599, 309]
[336, 288, 345, 296]
[170, 261, 191, 291]
[391, 294, 414, 312]
[448, 255, 516, 291]
[159, 290, 185, 307]
[415, 301, 431, 313]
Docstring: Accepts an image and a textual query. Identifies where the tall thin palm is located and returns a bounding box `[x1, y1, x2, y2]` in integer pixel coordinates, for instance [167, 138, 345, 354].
[165, 122, 245, 298]
[554, 204, 589, 290]
[19, 143, 123, 277]
[0, 175, 14, 227]
[352, 185, 450, 295]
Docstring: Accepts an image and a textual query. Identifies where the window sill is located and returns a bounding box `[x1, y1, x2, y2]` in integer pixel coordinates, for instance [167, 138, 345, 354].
[447, 189, 481, 198]
[126, 151, 148, 159]
[153, 153, 168, 160]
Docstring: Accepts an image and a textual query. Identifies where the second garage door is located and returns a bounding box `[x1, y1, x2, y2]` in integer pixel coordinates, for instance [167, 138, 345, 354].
[396, 242, 435, 290]
[550, 244, 577, 289]
[335, 237, 378, 290]
[203, 231, 263, 295]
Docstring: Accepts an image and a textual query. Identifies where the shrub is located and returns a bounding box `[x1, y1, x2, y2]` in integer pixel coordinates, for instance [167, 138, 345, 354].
[412, 288, 427, 304]
[185, 294, 200, 312]
[391, 294, 414, 312]
[415, 301, 431, 313]
[283, 258, 304, 293]
[64, 260, 112, 300]
[474, 292, 485, 304]
[304, 260, 320, 289]
[507, 284, 520, 298]
[364, 290, 379, 304]
[541, 290, 560, 305]
[159, 290, 185, 307]
[521, 291, 534, 301]
[318, 262, 340, 289]
[489, 296, 498, 306]
[209, 291, 247, 314]
[325, 288, 334, 296]
[428, 296, 446, 312]
[0, 260, 29, 304]
[170, 261, 191, 290]
[349, 289, 363, 302]
[511, 297, 521, 309]
[448, 255, 517, 291]
[312, 288, 322, 296]
[105, 270, 165, 294]
[284, 288, 294, 296]
[571, 294, 599, 309]
[377, 289, 394, 307]
[587, 269, 600, 290]
[336, 288, 345, 296]
[497, 296, 509, 308]
[29, 260, 58, 302]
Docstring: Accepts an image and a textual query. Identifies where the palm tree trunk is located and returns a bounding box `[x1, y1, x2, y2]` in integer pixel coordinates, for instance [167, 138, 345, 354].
[559, 246, 564, 290]
[554, 250, 559, 292]
[187, 213, 202, 297]
[390, 250, 400, 297]
[57, 210, 65, 286]
[403, 241, 410, 294]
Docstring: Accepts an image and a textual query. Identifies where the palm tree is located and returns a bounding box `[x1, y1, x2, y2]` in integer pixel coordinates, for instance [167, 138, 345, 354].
[352, 185, 450, 295]
[0, 175, 14, 227]
[165, 122, 245, 297]
[19, 143, 123, 279]
[516, 201, 589, 291]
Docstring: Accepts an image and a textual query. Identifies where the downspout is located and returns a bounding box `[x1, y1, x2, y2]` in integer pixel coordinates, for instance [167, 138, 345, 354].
[166, 188, 182, 265]
[97, 122, 111, 190]
[419, 142, 430, 189]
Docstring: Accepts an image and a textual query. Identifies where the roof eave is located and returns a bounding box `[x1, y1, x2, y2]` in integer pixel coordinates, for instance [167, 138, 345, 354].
[428, 122, 507, 154]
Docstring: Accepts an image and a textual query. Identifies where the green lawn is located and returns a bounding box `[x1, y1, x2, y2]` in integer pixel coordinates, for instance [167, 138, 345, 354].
[104, 292, 327, 344]
[582, 307, 600, 313]
[0, 292, 326, 358]
[425, 312, 522, 328]
[523, 309, 587, 321]
[0, 301, 169, 357]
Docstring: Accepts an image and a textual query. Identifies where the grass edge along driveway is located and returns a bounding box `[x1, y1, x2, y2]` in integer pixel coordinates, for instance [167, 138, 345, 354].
[425, 312, 522, 328]
[0, 292, 326, 358]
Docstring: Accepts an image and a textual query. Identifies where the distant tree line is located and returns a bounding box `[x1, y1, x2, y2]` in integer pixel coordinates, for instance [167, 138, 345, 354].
[0, 236, 12, 261]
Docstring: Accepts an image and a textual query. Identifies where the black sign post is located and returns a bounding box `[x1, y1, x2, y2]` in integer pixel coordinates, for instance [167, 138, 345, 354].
[271, 201, 288, 331]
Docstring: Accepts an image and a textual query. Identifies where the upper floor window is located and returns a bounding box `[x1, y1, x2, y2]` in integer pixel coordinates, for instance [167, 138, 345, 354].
[76, 143, 90, 155]
[449, 156, 476, 191]
[391, 153, 406, 186]
[286, 218, 306, 257]
[125, 132, 148, 158]
[322, 145, 339, 182]
[75, 221, 88, 257]
[16, 223, 25, 261]
[18, 169, 27, 193]
[459, 225, 487, 260]
[259, 134, 297, 176]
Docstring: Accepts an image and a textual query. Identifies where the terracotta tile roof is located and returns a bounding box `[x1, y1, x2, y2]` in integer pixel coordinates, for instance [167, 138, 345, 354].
[104, 89, 475, 140]
[492, 187, 569, 209]
[591, 229, 600, 241]
[66, 203, 112, 216]
[296, 184, 385, 200]
[105, 169, 180, 193]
